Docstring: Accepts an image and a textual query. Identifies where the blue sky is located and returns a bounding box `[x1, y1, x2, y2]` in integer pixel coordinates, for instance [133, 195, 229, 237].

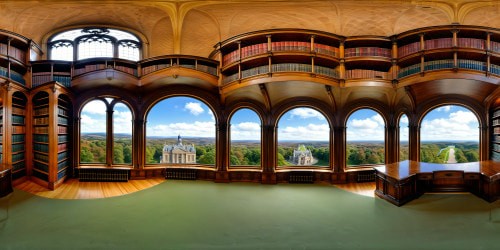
[80, 98, 479, 142]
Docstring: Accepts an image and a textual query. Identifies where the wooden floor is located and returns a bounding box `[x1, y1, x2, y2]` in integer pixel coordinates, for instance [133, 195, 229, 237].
[14, 178, 375, 199]
[14, 178, 165, 199]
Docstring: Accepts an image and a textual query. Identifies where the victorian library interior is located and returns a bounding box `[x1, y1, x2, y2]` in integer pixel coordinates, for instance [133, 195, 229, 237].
[3, 0, 500, 249]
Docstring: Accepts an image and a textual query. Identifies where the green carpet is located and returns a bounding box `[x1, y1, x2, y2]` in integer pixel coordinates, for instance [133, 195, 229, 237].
[1, 181, 500, 249]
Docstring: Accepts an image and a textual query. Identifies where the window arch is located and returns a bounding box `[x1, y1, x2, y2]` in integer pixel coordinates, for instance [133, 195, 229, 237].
[420, 105, 479, 163]
[276, 107, 330, 167]
[399, 114, 409, 161]
[79, 98, 134, 165]
[49, 27, 141, 61]
[229, 108, 262, 167]
[145, 96, 216, 167]
[346, 108, 385, 167]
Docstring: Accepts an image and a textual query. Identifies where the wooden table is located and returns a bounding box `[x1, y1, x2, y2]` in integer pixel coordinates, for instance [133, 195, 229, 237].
[374, 160, 500, 206]
[0, 168, 13, 198]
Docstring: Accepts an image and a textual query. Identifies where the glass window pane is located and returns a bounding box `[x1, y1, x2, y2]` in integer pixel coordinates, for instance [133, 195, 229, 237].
[346, 109, 385, 167]
[277, 107, 330, 167]
[80, 100, 107, 163]
[399, 114, 409, 161]
[145, 97, 216, 166]
[230, 108, 261, 167]
[420, 105, 479, 163]
[113, 102, 133, 165]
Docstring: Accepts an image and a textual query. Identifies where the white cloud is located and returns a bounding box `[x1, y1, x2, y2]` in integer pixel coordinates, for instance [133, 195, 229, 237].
[421, 110, 479, 141]
[113, 110, 133, 134]
[147, 121, 215, 137]
[184, 102, 204, 116]
[399, 115, 409, 124]
[81, 100, 107, 115]
[81, 114, 106, 133]
[278, 123, 329, 141]
[289, 108, 325, 120]
[436, 106, 452, 112]
[231, 122, 261, 140]
[347, 115, 385, 141]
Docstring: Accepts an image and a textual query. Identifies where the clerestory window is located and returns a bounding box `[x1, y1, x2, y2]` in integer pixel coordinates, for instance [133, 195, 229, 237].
[49, 28, 141, 61]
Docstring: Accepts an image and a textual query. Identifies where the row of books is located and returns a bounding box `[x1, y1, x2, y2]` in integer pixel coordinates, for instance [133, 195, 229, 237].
[34, 117, 49, 125]
[223, 42, 339, 65]
[457, 59, 486, 71]
[12, 106, 25, 115]
[398, 42, 420, 58]
[58, 151, 68, 161]
[12, 144, 24, 153]
[73, 63, 107, 76]
[492, 41, 500, 53]
[425, 38, 453, 50]
[424, 59, 454, 71]
[457, 38, 485, 49]
[12, 161, 25, 172]
[492, 135, 500, 142]
[58, 116, 68, 125]
[0, 43, 26, 62]
[34, 152, 49, 162]
[398, 64, 421, 78]
[34, 134, 49, 143]
[34, 107, 49, 116]
[344, 47, 391, 58]
[490, 64, 500, 75]
[241, 65, 269, 79]
[12, 152, 24, 162]
[12, 114, 24, 124]
[315, 65, 339, 78]
[142, 63, 171, 75]
[493, 143, 500, 152]
[494, 127, 500, 134]
[493, 110, 500, 118]
[114, 65, 138, 76]
[346, 69, 388, 79]
[58, 135, 69, 143]
[34, 126, 68, 134]
[12, 134, 25, 143]
[272, 63, 312, 73]
[34, 143, 48, 152]
[196, 64, 218, 76]
[58, 160, 68, 171]
[58, 168, 68, 180]
[34, 161, 48, 173]
[58, 143, 68, 152]
[12, 125, 25, 134]
[58, 107, 70, 116]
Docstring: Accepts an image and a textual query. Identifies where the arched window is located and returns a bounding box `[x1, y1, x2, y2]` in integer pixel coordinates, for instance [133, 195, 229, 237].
[399, 114, 409, 161]
[346, 109, 385, 167]
[420, 105, 479, 163]
[113, 102, 133, 165]
[80, 98, 134, 165]
[145, 96, 216, 166]
[80, 100, 107, 163]
[277, 107, 330, 167]
[49, 28, 141, 61]
[229, 108, 261, 167]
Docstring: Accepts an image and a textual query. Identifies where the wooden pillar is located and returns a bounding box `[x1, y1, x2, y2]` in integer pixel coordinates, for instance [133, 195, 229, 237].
[215, 121, 229, 182]
[261, 124, 276, 184]
[48, 88, 59, 189]
[408, 124, 420, 161]
[134, 118, 145, 169]
[106, 106, 113, 166]
[339, 39, 345, 79]
[386, 124, 398, 164]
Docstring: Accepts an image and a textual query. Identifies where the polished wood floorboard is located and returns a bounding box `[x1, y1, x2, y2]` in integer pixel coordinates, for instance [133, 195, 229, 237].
[14, 178, 375, 199]
[14, 178, 165, 199]
[334, 182, 376, 197]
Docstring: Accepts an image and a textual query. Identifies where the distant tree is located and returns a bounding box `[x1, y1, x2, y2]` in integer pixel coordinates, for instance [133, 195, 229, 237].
[464, 150, 479, 162]
[113, 143, 124, 163]
[277, 153, 288, 166]
[123, 145, 132, 164]
[80, 146, 94, 162]
[455, 148, 467, 163]
[198, 150, 215, 164]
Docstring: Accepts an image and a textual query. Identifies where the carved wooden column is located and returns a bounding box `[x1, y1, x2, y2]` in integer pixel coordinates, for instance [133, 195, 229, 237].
[385, 123, 398, 164]
[408, 124, 420, 161]
[332, 125, 346, 183]
[105, 107, 113, 167]
[480, 125, 489, 161]
[134, 118, 145, 170]
[261, 124, 276, 184]
[215, 121, 229, 182]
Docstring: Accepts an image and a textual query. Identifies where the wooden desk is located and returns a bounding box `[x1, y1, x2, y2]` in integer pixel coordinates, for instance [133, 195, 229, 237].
[374, 161, 500, 206]
[0, 168, 13, 198]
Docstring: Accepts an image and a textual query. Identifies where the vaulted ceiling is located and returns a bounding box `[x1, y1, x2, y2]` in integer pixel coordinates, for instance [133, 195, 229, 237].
[1, 0, 500, 58]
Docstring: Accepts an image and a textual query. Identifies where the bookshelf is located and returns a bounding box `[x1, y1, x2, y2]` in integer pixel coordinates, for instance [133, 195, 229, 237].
[343, 37, 393, 81]
[57, 94, 72, 183]
[0, 97, 2, 164]
[492, 107, 500, 161]
[218, 30, 342, 84]
[32, 91, 50, 183]
[11, 91, 27, 180]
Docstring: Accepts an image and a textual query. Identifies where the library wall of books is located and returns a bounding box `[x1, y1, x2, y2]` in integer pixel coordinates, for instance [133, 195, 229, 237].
[1, 10, 500, 186]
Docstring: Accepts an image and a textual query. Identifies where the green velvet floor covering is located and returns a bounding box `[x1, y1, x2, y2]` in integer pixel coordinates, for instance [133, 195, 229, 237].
[1, 180, 500, 249]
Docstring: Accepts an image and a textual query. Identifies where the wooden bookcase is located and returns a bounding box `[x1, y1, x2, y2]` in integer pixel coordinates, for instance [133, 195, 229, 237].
[492, 107, 500, 161]
[11, 91, 27, 180]
[31, 83, 72, 189]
